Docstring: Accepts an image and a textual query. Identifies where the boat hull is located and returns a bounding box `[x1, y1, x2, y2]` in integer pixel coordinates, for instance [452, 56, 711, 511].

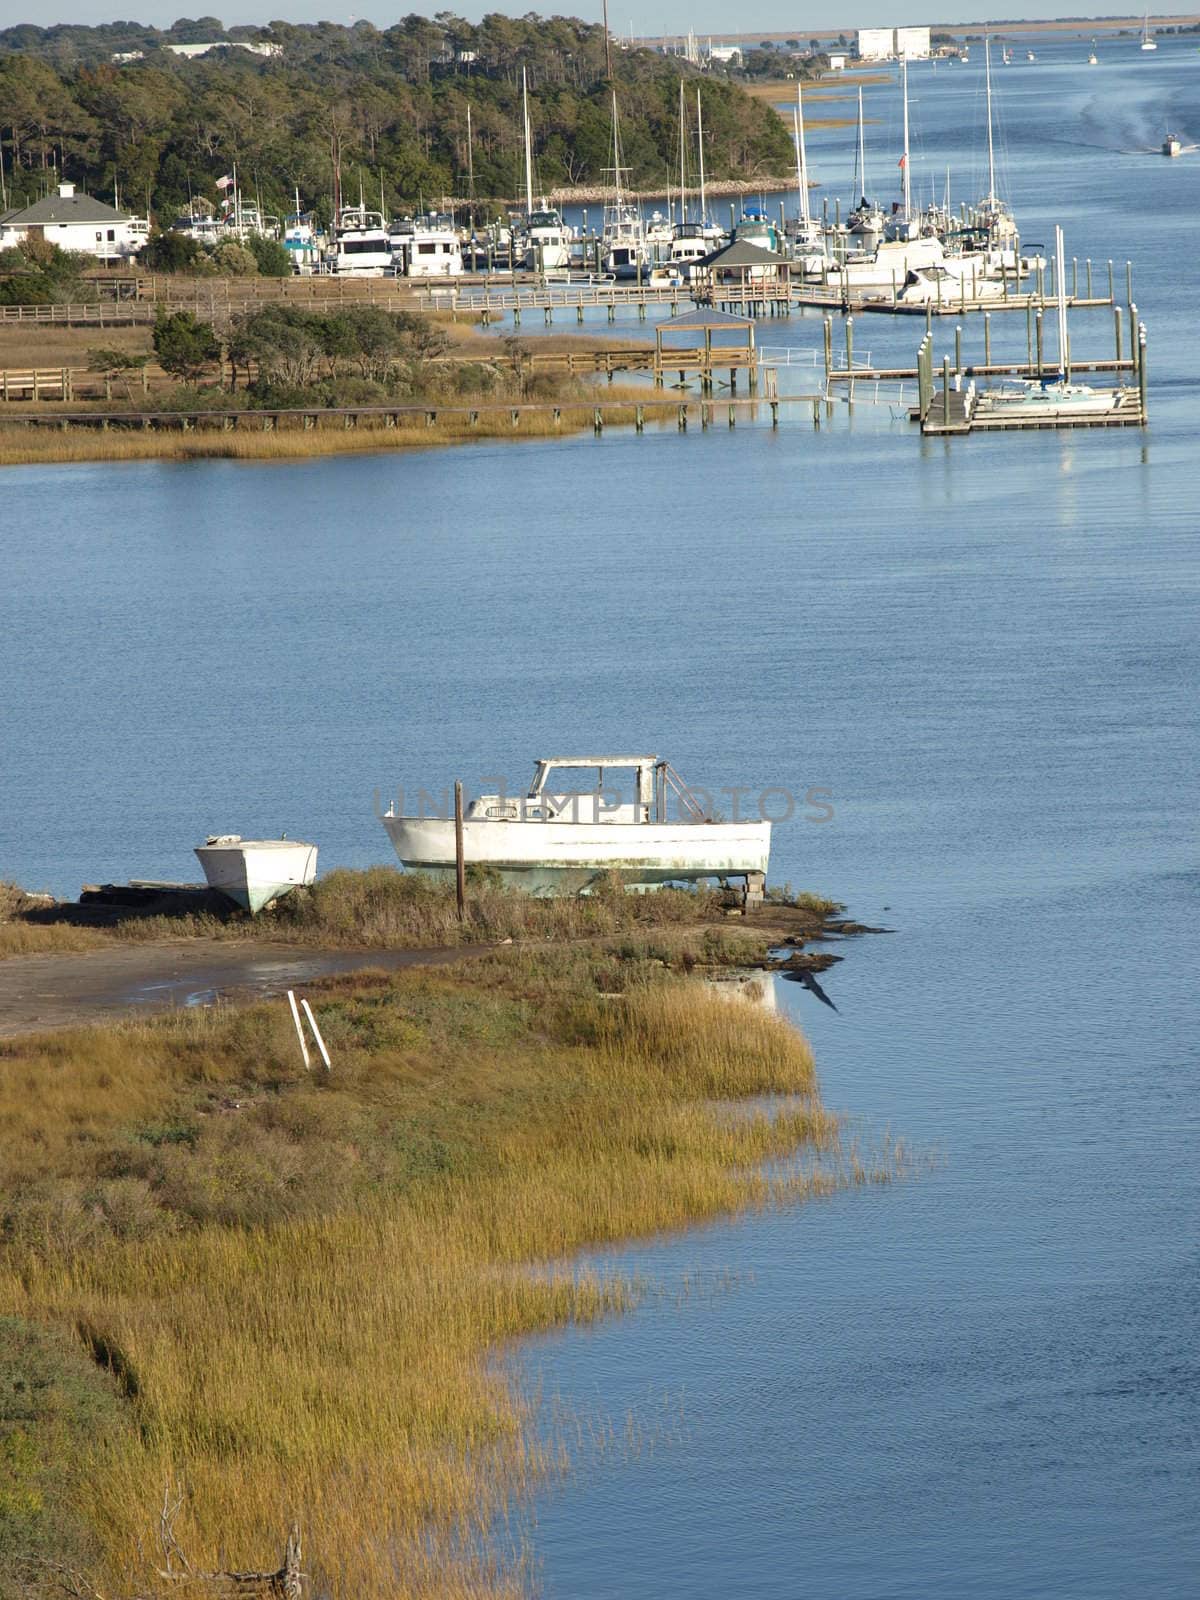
[381, 816, 770, 896]
[195, 841, 318, 914]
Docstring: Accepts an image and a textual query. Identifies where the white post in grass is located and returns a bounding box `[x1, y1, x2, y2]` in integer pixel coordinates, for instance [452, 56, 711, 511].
[287, 989, 311, 1070]
[301, 999, 332, 1071]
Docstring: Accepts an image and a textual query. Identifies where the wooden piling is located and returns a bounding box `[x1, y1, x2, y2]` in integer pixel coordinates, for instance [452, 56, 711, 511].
[454, 782, 466, 921]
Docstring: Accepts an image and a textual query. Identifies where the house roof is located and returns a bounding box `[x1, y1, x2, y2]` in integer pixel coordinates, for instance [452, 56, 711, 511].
[1, 192, 130, 227]
[700, 239, 786, 269]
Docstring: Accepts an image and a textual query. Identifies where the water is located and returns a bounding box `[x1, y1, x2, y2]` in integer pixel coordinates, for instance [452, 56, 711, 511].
[3, 36, 1199, 1597]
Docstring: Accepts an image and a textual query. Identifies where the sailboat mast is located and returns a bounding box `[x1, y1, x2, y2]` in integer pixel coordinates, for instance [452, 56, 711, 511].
[985, 36, 996, 202]
[466, 103, 475, 224]
[857, 87, 866, 204]
[681, 78, 691, 227]
[522, 67, 534, 216]
[1055, 223, 1068, 379]
[796, 78, 810, 226]
[611, 90, 622, 208]
[901, 58, 911, 221]
[696, 88, 707, 223]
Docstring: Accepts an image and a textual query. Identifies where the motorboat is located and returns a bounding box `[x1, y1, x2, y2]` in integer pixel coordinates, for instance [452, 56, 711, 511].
[195, 836, 318, 914]
[330, 205, 391, 275]
[1162, 132, 1182, 157]
[381, 756, 771, 897]
[524, 204, 572, 272]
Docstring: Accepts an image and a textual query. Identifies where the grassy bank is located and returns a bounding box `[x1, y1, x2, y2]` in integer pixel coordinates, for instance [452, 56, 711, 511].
[0, 870, 781, 959]
[0, 934, 865, 1597]
[0, 391, 681, 470]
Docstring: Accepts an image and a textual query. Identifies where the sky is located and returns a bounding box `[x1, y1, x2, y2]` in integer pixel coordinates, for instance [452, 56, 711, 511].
[4, 5, 1159, 36]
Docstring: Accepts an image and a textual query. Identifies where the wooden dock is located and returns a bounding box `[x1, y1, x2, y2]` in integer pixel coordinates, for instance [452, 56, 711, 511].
[919, 384, 1146, 436]
[0, 391, 825, 440]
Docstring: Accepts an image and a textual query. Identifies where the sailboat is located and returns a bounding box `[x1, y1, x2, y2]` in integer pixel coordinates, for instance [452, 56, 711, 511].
[1141, 8, 1157, 49]
[667, 83, 719, 277]
[519, 68, 571, 274]
[1088, 40, 1099, 64]
[884, 57, 918, 241]
[989, 226, 1122, 414]
[845, 86, 887, 249]
[787, 78, 826, 269]
[601, 92, 649, 278]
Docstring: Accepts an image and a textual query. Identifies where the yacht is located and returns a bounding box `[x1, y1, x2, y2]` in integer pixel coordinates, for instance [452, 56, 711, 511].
[645, 210, 675, 260]
[524, 204, 571, 273]
[734, 208, 781, 252]
[1141, 8, 1157, 49]
[394, 214, 463, 277]
[330, 205, 392, 275]
[381, 756, 771, 897]
[1162, 131, 1182, 157]
[668, 221, 716, 276]
[282, 209, 322, 273]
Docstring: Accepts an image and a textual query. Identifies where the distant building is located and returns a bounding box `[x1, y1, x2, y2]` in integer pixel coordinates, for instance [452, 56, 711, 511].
[894, 26, 931, 59]
[856, 26, 931, 61]
[828, 53, 848, 70]
[164, 41, 282, 59]
[0, 182, 149, 263]
[110, 49, 145, 62]
[708, 44, 743, 66]
[855, 28, 894, 62]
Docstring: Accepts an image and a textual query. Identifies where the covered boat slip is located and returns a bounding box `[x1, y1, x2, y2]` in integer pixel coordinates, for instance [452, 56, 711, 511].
[381, 757, 771, 897]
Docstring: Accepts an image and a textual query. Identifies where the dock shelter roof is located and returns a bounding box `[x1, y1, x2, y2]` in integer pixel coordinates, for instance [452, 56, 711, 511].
[698, 238, 785, 270]
[658, 308, 756, 331]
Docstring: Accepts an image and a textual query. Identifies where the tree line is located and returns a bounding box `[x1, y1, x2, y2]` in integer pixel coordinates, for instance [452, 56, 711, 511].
[0, 13, 795, 225]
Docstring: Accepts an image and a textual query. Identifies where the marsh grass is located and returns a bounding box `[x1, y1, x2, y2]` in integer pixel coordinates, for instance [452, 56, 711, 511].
[0, 869, 734, 959]
[0, 945, 846, 1597]
[0, 394, 679, 469]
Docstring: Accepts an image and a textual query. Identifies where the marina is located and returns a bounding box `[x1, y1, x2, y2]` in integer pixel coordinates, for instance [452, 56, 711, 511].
[3, 20, 1200, 1600]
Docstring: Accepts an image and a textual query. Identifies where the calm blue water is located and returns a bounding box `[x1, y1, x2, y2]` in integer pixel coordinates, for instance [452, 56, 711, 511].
[2, 34, 1199, 1598]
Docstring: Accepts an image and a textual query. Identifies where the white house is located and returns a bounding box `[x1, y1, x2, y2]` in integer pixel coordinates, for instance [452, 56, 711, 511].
[0, 183, 150, 264]
[708, 44, 743, 66]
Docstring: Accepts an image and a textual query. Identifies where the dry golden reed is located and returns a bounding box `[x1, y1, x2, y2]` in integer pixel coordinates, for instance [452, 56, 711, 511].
[0, 951, 844, 1597]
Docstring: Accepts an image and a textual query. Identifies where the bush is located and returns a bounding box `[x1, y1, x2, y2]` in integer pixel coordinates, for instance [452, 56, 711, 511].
[153, 309, 222, 383]
[0, 241, 92, 306]
[246, 234, 292, 277]
[138, 231, 202, 272]
[212, 241, 259, 276]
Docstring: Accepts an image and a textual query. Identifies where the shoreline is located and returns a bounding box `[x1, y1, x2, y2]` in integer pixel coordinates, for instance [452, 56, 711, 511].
[0, 393, 679, 467]
[0, 882, 883, 1594]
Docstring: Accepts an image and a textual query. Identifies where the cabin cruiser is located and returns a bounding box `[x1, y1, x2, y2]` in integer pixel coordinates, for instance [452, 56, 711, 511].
[282, 211, 322, 273]
[329, 206, 391, 275]
[667, 221, 722, 277]
[644, 210, 675, 259]
[171, 204, 224, 248]
[523, 204, 571, 272]
[1163, 132, 1183, 157]
[381, 756, 771, 897]
[391, 214, 463, 277]
[603, 202, 649, 278]
[734, 209, 781, 252]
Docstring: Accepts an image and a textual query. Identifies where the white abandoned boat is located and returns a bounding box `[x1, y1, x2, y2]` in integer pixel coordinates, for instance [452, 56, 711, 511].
[381, 756, 771, 897]
[195, 835, 318, 913]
